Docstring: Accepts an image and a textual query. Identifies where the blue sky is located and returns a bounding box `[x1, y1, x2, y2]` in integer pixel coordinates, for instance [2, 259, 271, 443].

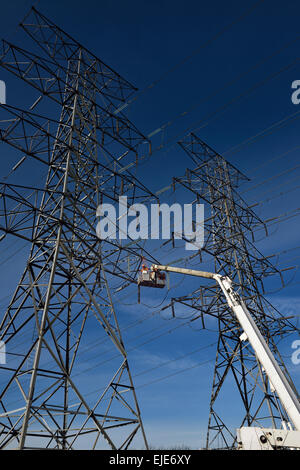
[0, 0, 300, 449]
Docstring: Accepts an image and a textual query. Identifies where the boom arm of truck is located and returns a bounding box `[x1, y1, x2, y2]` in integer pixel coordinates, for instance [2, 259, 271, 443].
[150, 264, 300, 449]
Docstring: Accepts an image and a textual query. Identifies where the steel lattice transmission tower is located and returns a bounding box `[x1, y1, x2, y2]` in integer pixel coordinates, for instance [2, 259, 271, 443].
[164, 133, 299, 449]
[0, 7, 156, 449]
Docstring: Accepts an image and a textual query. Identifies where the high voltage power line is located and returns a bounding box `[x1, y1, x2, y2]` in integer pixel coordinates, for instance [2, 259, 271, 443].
[1, 2, 298, 188]
[113, 0, 268, 116]
[0, 4, 299, 451]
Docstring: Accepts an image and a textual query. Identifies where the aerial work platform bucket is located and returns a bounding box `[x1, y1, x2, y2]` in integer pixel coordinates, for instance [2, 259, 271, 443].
[137, 265, 166, 289]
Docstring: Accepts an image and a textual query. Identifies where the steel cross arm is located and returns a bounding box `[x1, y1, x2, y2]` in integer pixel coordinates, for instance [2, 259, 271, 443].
[151, 264, 300, 432]
[21, 7, 137, 100]
[0, 103, 147, 184]
[0, 42, 149, 152]
[178, 132, 249, 183]
[185, 166, 266, 230]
